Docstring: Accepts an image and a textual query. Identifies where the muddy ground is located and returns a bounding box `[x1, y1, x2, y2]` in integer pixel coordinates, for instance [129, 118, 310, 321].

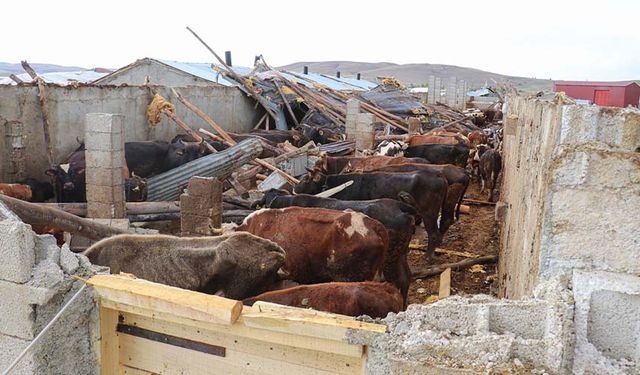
[407, 183, 499, 305]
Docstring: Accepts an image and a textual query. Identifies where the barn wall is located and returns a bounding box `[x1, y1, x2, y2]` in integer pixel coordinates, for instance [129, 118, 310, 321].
[96, 59, 218, 87]
[499, 96, 640, 373]
[0, 84, 261, 181]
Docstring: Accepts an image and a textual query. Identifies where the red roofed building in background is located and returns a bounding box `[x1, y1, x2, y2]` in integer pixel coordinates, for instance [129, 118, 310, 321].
[553, 80, 640, 107]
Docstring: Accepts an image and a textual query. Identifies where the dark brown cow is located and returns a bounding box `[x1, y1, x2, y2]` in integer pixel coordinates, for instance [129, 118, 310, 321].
[294, 170, 448, 258]
[243, 282, 403, 318]
[0, 184, 32, 201]
[84, 232, 286, 300]
[322, 155, 428, 174]
[361, 163, 469, 235]
[237, 207, 388, 284]
[479, 147, 502, 202]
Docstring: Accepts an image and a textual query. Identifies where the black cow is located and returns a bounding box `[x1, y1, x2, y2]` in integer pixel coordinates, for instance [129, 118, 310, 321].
[369, 163, 469, 235]
[404, 143, 470, 168]
[45, 150, 87, 203]
[125, 140, 202, 178]
[252, 190, 416, 304]
[294, 170, 448, 259]
[16, 178, 55, 202]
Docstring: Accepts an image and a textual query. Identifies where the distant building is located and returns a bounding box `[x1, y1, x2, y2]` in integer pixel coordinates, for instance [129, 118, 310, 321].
[553, 80, 640, 108]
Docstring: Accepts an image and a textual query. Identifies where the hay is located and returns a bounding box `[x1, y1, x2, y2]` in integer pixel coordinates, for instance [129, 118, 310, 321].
[146, 93, 176, 127]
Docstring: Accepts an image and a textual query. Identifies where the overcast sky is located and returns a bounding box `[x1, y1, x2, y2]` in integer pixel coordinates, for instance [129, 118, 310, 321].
[2, 0, 638, 81]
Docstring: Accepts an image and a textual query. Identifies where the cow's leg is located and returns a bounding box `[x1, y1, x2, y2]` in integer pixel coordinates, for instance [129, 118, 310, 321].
[422, 214, 441, 260]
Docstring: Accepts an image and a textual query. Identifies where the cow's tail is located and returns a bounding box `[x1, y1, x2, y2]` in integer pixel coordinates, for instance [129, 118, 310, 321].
[456, 178, 469, 220]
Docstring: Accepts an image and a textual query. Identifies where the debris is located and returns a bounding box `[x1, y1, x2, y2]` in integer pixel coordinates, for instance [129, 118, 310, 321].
[469, 264, 486, 273]
[411, 255, 498, 279]
[438, 268, 451, 299]
[416, 288, 427, 295]
[146, 93, 175, 126]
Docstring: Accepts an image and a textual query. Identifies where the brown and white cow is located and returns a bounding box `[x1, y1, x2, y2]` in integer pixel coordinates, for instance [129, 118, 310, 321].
[237, 207, 389, 284]
[0, 184, 32, 201]
[243, 281, 403, 318]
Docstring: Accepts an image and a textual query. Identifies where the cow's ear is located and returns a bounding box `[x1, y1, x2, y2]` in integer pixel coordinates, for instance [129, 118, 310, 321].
[45, 169, 57, 177]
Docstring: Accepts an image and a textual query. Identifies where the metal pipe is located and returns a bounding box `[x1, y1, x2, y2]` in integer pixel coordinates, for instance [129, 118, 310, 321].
[225, 51, 232, 66]
[303, 66, 308, 75]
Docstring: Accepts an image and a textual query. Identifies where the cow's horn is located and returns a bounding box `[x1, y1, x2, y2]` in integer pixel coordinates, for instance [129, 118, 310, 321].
[277, 268, 290, 279]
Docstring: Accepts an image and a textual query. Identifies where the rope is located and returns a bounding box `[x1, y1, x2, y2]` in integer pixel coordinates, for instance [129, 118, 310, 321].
[1, 284, 88, 375]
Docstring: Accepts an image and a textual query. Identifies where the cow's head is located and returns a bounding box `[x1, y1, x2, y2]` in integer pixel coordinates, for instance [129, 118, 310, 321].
[166, 140, 202, 169]
[125, 174, 148, 202]
[45, 163, 85, 192]
[294, 167, 326, 194]
[251, 189, 289, 209]
[209, 232, 287, 300]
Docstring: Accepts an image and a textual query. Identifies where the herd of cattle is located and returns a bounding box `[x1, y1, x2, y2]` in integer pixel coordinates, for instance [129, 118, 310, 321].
[0, 119, 503, 319]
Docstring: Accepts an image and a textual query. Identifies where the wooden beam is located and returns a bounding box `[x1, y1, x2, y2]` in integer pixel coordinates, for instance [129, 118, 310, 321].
[22, 60, 54, 168]
[87, 274, 243, 325]
[99, 306, 120, 375]
[274, 81, 300, 127]
[463, 198, 496, 206]
[438, 268, 451, 299]
[171, 88, 235, 144]
[0, 194, 125, 240]
[161, 109, 217, 154]
[9, 74, 23, 84]
[411, 255, 497, 279]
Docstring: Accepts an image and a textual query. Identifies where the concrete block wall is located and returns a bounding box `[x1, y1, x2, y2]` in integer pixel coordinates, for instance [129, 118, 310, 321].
[0, 203, 101, 374]
[0, 84, 262, 182]
[497, 95, 640, 373]
[349, 277, 574, 374]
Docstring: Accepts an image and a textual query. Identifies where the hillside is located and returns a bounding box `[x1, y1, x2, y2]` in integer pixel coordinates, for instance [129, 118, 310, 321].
[0, 62, 86, 77]
[279, 61, 552, 93]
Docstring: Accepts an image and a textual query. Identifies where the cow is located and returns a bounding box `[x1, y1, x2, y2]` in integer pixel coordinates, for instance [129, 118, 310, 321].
[404, 143, 470, 168]
[124, 174, 148, 202]
[237, 207, 389, 285]
[249, 129, 308, 147]
[83, 232, 286, 300]
[362, 163, 469, 235]
[479, 146, 502, 202]
[125, 140, 203, 178]
[243, 282, 403, 318]
[251, 191, 416, 304]
[467, 130, 489, 148]
[376, 140, 406, 156]
[46, 140, 201, 202]
[0, 184, 32, 201]
[16, 178, 54, 202]
[294, 170, 448, 259]
[407, 134, 468, 147]
[321, 155, 429, 174]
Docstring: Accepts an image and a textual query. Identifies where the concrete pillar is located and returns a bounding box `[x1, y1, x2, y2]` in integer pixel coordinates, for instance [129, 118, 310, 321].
[457, 80, 468, 110]
[447, 76, 458, 107]
[408, 117, 421, 135]
[427, 76, 436, 104]
[84, 113, 126, 219]
[355, 113, 376, 150]
[180, 177, 223, 236]
[345, 99, 361, 143]
[434, 77, 442, 103]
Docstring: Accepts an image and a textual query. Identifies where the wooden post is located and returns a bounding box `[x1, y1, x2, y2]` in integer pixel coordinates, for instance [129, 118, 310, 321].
[438, 268, 451, 299]
[180, 177, 223, 236]
[408, 117, 421, 135]
[21, 61, 54, 168]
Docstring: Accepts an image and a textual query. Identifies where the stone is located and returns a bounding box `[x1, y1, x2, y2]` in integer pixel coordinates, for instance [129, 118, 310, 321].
[60, 244, 80, 275]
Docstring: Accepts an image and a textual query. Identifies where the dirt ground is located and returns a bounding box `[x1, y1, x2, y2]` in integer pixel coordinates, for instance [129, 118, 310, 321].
[407, 182, 499, 305]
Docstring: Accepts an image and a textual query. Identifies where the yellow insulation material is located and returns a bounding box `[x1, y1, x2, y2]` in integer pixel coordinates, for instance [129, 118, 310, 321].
[146, 94, 175, 127]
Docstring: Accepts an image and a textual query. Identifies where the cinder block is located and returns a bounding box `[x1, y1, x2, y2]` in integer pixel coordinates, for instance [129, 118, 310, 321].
[85, 150, 124, 169]
[0, 333, 35, 372]
[587, 290, 640, 361]
[0, 282, 37, 339]
[85, 113, 124, 134]
[187, 177, 222, 197]
[180, 195, 216, 212]
[34, 234, 61, 265]
[0, 220, 35, 283]
[419, 303, 484, 335]
[489, 303, 547, 339]
[85, 168, 125, 186]
[84, 133, 122, 151]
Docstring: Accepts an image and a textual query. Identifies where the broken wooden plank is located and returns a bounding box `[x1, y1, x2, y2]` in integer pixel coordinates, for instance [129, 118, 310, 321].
[88, 274, 243, 325]
[411, 255, 497, 279]
[463, 198, 496, 206]
[438, 268, 451, 299]
[171, 88, 235, 144]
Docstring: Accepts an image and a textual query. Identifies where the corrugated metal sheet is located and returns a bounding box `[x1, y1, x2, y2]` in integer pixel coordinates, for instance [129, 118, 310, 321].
[147, 138, 263, 201]
[155, 59, 254, 86]
[0, 70, 109, 85]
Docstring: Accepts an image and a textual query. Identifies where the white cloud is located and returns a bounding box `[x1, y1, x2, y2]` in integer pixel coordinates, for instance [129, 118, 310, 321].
[1, 0, 638, 80]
